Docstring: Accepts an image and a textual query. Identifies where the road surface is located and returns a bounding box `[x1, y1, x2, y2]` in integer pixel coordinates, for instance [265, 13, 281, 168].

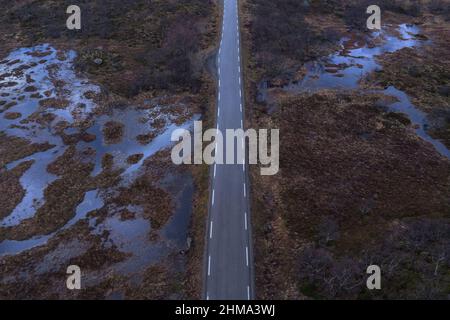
[204, 0, 254, 300]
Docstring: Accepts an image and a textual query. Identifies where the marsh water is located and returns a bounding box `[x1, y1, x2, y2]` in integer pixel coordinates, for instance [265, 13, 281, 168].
[283, 24, 450, 160]
[0, 43, 196, 275]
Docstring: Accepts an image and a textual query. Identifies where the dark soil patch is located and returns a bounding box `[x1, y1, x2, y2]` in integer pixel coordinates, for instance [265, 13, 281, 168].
[102, 121, 124, 145]
[39, 98, 69, 109]
[0, 160, 33, 219]
[3, 112, 21, 120]
[126, 153, 143, 165]
[0, 133, 54, 167]
[136, 132, 156, 145]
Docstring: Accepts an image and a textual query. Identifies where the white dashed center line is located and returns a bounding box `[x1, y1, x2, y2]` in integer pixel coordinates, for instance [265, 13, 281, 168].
[246, 246, 249, 267]
[207, 0, 252, 301]
[245, 212, 248, 230]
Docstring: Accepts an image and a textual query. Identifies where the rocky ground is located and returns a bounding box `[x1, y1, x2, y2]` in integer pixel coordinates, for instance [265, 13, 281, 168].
[242, 0, 450, 299]
[0, 0, 219, 299]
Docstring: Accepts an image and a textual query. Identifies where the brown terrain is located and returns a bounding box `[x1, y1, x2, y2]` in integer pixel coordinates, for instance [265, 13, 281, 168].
[242, 0, 450, 299]
[2, 0, 449, 301]
[0, 0, 220, 299]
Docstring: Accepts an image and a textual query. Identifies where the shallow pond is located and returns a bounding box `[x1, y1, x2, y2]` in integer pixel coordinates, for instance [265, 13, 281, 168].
[0, 44, 197, 267]
[284, 24, 449, 160]
[284, 24, 422, 91]
[0, 44, 99, 227]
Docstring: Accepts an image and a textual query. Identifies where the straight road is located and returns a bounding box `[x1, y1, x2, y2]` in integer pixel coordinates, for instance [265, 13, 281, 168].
[204, 0, 253, 300]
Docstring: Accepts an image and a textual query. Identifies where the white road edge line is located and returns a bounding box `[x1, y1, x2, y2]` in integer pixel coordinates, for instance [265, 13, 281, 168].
[209, 0, 252, 300]
[208, 255, 211, 276]
[210, 221, 213, 239]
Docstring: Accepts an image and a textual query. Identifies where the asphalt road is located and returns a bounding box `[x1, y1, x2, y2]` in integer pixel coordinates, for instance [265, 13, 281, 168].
[204, 0, 254, 300]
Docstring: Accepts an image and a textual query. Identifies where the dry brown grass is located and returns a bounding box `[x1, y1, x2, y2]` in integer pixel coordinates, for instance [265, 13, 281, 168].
[242, 0, 450, 298]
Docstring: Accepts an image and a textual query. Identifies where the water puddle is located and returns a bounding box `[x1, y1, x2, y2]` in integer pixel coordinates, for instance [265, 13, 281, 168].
[284, 24, 422, 91]
[78, 108, 199, 178]
[161, 173, 194, 250]
[1, 147, 64, 227]
[0, 44, 99, 141]
[0, 189, 103, 256]
[86, 172, 194, 275]
[383, 86, 450, 159]
[0, 44, 100, 227]
[0, 44, 199, 263]
[282, 24, 449, 160]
